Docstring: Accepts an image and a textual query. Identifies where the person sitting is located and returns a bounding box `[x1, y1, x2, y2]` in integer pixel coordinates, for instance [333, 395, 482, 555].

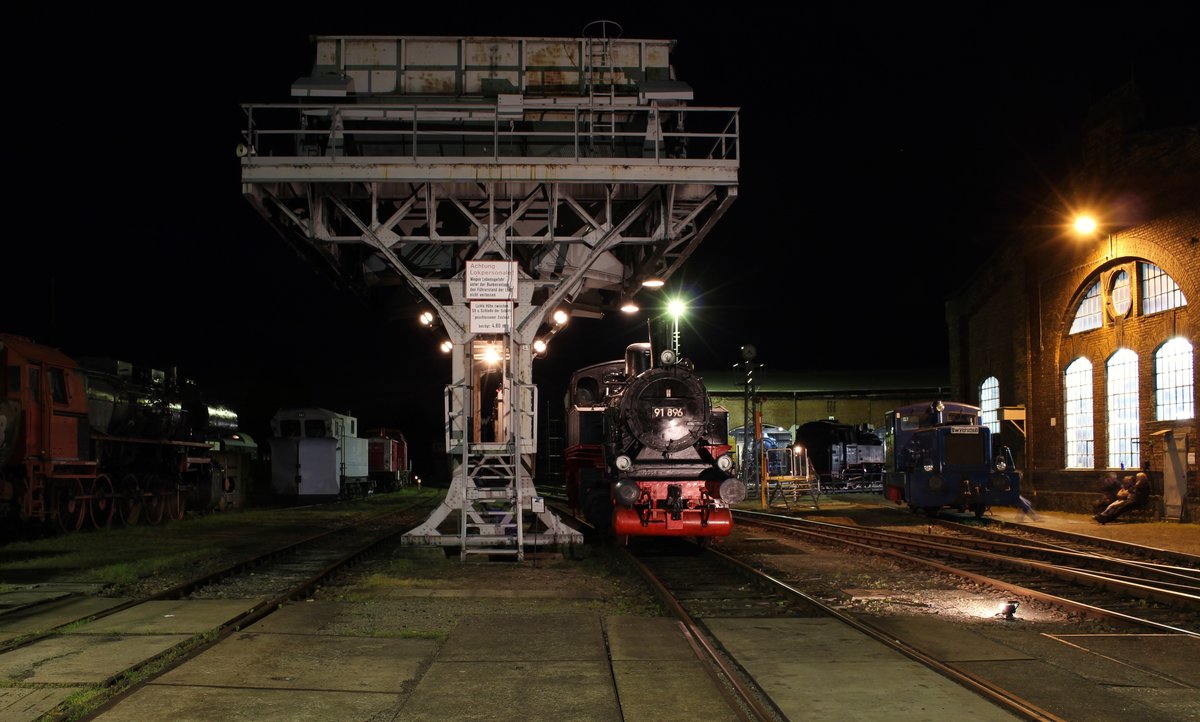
[1094, 472, 1150, 524]
[1093, 475, 1122, 514]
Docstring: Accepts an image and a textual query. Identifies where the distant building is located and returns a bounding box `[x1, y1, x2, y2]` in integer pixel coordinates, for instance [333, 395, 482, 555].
[946, 83, 1198, 520]
[701, 367, 950, 440]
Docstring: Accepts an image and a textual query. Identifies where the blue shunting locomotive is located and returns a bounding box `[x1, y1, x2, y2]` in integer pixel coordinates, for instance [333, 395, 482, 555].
[882, 400, 1021, 518]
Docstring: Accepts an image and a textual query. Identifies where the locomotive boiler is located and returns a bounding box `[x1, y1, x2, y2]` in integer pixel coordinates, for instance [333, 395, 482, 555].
[565, 342, 746, 541]
[1, 334, 253, 534]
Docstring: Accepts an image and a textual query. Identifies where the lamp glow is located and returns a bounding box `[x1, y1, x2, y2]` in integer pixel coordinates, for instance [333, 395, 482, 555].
[1073, 215, 1098, 235]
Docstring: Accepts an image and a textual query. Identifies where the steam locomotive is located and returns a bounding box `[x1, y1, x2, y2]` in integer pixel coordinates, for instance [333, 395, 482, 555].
[0, 334, 254, 534]
[564, 343, 746, 541]
[794, 419, 885, 491]
[882, 400, 1022, 517]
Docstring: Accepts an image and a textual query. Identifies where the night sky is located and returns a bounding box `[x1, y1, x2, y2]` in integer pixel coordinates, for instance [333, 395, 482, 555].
[9, 7, 1198, 481]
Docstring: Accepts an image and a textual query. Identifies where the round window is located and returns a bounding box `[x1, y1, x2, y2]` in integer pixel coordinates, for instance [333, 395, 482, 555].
[1110, 270, 1131, 317]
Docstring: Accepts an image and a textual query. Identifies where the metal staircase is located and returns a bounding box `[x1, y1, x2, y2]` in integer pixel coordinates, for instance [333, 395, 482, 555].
[460, 445, 523, 558]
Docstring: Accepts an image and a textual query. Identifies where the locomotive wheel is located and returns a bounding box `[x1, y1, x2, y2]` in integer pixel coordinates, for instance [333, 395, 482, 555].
[166, 482, 185, 522]
[54, 478, 88, 533]
[117, 473, 142, 526]
[89, 474, 116, 529]
[143, 474, 167, 526]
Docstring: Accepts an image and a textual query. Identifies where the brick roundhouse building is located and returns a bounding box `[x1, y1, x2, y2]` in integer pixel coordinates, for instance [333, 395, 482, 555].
[947, 86, 1198, 520]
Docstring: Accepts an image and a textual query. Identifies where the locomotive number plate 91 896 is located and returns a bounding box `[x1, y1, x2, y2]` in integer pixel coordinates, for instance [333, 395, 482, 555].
[654, 407, 685, 417]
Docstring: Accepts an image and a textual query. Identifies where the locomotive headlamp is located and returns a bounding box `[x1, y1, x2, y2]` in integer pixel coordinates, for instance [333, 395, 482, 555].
[716, 454, 734, 472]
[923, 462, 935, 473]
[614, 479, 641, 506]
[615, 454, 633, 471]
[994, 457, 1008, 472]
[660, 349, 678, 366]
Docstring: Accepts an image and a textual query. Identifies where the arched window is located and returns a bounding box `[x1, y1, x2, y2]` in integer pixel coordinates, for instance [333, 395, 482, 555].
[1069, 282, 1102, 334]
[979, 377, 1000, 434]
[1155, 337, 1195, 420]
[1064, 358, 1094, 469]
[1106, 349, 1139, 469]
[1140, 262, 1187, 314]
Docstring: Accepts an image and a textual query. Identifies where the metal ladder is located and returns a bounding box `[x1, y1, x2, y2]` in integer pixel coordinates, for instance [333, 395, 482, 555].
[584, 21, 620, 153]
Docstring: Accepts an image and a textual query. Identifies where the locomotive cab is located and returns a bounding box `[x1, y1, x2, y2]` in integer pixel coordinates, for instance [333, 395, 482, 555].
[1, 335, 91, 468]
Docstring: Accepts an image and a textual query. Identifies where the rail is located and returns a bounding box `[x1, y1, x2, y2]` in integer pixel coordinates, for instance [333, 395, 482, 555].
[240, 101, 740, 164]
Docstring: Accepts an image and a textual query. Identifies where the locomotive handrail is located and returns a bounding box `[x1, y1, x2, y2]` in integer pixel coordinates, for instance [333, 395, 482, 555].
[239, 102, 740, 165]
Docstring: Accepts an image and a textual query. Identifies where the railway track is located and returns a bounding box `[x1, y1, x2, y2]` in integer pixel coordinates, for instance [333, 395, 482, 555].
[622, 536, 1061, 721]
[0, 496, 439, 721]
[733, 509, 1200, 635]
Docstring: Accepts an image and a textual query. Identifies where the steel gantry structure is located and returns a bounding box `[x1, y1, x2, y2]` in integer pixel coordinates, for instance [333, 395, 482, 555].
[239, 28, 739, 559]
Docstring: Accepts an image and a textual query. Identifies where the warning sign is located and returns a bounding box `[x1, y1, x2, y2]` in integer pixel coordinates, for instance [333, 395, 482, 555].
[470, 301, 514, 333]
[466, 261, 518, 300]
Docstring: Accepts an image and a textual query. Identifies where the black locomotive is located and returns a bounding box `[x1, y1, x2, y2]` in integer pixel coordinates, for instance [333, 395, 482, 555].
[794, 419, 886, 491]
[564, 342, 746, 540]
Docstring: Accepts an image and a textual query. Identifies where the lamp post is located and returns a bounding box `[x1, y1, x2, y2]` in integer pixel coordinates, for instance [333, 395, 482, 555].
[667, 298, 686, 356]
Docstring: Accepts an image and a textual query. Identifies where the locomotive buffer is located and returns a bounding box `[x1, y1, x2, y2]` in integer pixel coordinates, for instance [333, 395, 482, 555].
[239, 29, 739, 559]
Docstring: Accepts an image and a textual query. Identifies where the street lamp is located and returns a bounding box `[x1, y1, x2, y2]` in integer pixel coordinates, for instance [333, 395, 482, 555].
[667, 298, 686, 355]
[1072, 211, 1116, 258]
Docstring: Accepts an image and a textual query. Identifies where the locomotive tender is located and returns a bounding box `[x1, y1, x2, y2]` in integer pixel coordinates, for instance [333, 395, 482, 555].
[1, 334, 253, 533]
[565, 343, 746, 540]
[883, 400, 1022, 517]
